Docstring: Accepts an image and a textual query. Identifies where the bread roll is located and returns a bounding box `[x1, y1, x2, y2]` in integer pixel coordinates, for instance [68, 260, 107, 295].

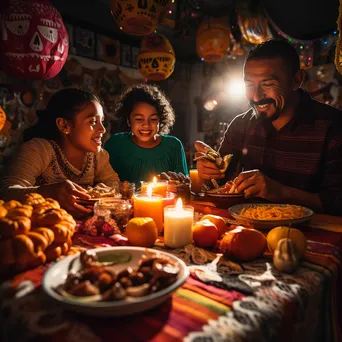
[48, 224, 70, 243]
[23, 193, 45, 206]
[3, 200, 22, 210]
[32, 227, 55, 246]
[26, 232, 49, 252]
[0, 216, 31, 237]
[0, 238, 15, 266]
[7, 205, 33, 219]
[45, 244, 62, 262]
[0, 206, 8, 219]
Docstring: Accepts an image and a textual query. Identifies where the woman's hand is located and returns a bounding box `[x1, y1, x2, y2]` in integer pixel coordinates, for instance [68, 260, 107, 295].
[194, 141, 225, 180]
[39, 180, 92, 218]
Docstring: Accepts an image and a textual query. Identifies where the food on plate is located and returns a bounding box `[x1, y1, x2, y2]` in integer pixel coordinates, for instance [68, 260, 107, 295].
[267, 226, 307, 257]
[86, 183, 121, 199]
[239, 204, 307, 220]
[0, 193, 76, 275]
[126, 217, 158, 247]
[200, 214, 227, 238]
[207, 180, 240, 195]
[156, 172, 191, 202]
[55, 250, 180, 302]
[192, 219, 219, 248]
[219, 226, 266, 261]
[273, 238, 299, 273]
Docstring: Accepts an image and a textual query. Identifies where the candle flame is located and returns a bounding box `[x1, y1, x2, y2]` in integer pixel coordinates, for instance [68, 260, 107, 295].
[147, 184, 153, 197]
[153, 177, 157, 185]
[175, 198, 183, 211]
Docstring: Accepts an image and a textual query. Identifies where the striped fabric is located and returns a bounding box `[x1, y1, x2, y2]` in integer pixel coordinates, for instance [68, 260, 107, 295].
[219, 89, 342, 216]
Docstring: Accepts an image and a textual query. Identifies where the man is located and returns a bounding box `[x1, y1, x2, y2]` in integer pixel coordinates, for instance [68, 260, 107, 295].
[195, 39, 342, 215]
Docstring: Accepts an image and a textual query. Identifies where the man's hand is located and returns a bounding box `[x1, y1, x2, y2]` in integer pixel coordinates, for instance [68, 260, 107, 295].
[194, 141, 225, 180]
[235, 169, 284, 201]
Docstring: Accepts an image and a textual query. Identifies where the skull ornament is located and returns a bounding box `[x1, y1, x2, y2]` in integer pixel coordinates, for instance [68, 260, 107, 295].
[0, 0, 68, 79]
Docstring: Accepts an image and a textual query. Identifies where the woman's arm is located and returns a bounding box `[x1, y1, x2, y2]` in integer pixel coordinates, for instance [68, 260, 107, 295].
[0, 139, 50, 201]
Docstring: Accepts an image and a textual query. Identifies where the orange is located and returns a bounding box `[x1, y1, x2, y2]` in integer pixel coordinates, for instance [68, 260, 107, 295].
[200, 214, 227, 238]
[126, 217, 158, 247]
[267, 226, 307, 257]
[220, 226, 266, 261]
[192, 219, 219, 248]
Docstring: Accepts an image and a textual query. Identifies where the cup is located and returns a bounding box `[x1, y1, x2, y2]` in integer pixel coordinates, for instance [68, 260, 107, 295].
[190, 169, 204, 194]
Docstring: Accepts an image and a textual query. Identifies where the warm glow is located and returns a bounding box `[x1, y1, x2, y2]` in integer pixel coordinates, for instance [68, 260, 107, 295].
[175, 198, 183, 211]
[147, 184, 153, 197]
[204, 99, 218, 111]
[226, 79, 245, 99]
[153, 177, 157, 185]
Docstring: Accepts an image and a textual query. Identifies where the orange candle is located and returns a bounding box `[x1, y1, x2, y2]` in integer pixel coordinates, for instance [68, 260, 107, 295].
[141, 177, 168, 197]
[133, 185, 164, 233]
[190, 169, 203, 194]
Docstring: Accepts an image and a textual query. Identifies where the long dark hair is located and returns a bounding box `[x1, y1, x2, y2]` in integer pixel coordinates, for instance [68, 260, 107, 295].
[114, 84, 175, 134]
[23, 88, 100, 142]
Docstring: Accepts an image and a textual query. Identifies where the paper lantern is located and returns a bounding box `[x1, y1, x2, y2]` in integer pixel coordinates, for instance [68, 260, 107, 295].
[137, 33, 175, 81]
[0, 0, 68, 80]
[237, 13, 272, 45]
[196, 17, 231, 63]
[110, 0, 170, 36]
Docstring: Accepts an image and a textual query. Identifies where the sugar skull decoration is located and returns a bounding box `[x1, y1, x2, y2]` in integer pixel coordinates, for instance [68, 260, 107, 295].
[0, 0, 69, 80]
[137, 33, 175, 81]
[110, 0, 171, 36]
[196, 17, 231, 63]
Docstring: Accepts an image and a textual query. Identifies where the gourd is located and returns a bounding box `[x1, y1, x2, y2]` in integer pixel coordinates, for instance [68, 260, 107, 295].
[273, 238, 299, 273]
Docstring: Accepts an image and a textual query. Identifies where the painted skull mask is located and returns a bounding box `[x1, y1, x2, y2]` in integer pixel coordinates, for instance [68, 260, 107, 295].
[0, 0, 68, 79]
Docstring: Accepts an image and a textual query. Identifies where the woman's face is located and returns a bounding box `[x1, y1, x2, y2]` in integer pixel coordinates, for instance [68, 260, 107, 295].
[128, 102, 160, 145]
[66, 100, 106, 153]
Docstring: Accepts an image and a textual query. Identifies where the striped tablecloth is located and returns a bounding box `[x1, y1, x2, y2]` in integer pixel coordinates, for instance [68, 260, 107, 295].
[0, 203, 341, 342]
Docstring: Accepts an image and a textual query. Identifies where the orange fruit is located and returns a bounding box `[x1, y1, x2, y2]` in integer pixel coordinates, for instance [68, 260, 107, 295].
[126, 217, 158, 247]
[192, 219, 218, 247]
[220, 226, 267, 261]
[200, 214, 227, 238]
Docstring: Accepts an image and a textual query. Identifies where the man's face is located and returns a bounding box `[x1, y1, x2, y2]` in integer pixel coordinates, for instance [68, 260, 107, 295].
[244, 57, 294, 122]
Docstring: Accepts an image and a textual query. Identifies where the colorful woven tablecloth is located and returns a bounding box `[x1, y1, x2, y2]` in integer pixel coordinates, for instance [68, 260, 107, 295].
[0, 204, 341, 342]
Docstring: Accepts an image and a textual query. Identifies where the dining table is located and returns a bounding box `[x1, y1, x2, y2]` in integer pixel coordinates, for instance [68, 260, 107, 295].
[1, 199, 342, 342]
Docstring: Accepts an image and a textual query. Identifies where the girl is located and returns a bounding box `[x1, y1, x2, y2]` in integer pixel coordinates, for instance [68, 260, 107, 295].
[105, 84, 188, 186]
[0, 88, 119, 217]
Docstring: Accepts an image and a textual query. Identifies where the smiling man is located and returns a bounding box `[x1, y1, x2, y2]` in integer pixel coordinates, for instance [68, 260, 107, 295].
[195, 39, 342, 215]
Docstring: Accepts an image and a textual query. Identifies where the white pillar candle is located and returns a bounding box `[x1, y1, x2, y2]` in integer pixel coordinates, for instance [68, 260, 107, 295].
[164, 198, 194, 248]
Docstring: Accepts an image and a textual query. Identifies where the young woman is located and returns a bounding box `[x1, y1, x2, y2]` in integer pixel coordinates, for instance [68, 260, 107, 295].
[104, 84, 188, 186]
[0, 88, 119, 217]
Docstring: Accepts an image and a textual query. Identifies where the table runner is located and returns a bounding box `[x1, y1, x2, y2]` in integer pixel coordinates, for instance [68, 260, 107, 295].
[0, 204, 341, 342]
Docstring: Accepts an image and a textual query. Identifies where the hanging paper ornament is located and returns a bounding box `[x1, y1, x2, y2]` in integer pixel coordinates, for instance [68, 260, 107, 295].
[0, 0, 69, 80]
[0, 106, 6, 132]
[137, 33, 175, 81]
[196, 17, 231, 63]
[110, 0, 171, 36]
[237, 11, 272, 45]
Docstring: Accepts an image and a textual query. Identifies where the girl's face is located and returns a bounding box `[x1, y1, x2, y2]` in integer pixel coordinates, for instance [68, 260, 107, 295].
[65, 100, 106, 153]
[128, 102, 160, 146]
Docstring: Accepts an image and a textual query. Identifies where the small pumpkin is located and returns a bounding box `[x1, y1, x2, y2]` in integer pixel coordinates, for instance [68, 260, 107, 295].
[219, 226, 266, 261]
[273, 238, 299, 273]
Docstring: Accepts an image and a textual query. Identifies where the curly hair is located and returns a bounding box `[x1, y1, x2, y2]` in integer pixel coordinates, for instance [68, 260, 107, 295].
[113, 83, 175, 134]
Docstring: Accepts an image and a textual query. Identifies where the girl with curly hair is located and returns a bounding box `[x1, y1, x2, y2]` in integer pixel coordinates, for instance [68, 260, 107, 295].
[105, 84, 188, 185]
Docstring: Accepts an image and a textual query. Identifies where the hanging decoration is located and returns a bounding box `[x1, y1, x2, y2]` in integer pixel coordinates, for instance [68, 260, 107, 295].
[0, 106, 6, 132]
[335, 0, 342, 74]
[196, 17, 231, 63]
[296, 44, 314, 70]
[237, 10, 272, 45]
[110, 0, 171, 36]
[0, 0, 69, 80]
[137, 33, 175, 81]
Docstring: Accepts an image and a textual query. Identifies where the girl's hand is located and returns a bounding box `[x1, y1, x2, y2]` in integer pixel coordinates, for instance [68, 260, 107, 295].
[39, 180, 92, 218]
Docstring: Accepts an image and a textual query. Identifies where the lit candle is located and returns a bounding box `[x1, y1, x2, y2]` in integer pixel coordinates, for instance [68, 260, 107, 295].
[164, 198, 194, 248]
[141, 177, 168, 197]
[190, 169, 203, 194]
[133, 184, 164, 233]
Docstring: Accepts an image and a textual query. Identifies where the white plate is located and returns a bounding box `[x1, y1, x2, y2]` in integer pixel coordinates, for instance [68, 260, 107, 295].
[43, 246, 189, 317]
[228, 203, 314, 229]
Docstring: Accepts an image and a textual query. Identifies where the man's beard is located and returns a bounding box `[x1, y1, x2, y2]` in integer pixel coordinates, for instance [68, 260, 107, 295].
[250, 99, 280, 122]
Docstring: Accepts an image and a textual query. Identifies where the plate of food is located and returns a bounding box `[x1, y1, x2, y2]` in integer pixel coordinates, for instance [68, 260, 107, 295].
[77, 184, 122, 204]
[42, 247, 189, 317]
[206, 180, 244, 198]
[228, 203, 314, 229]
